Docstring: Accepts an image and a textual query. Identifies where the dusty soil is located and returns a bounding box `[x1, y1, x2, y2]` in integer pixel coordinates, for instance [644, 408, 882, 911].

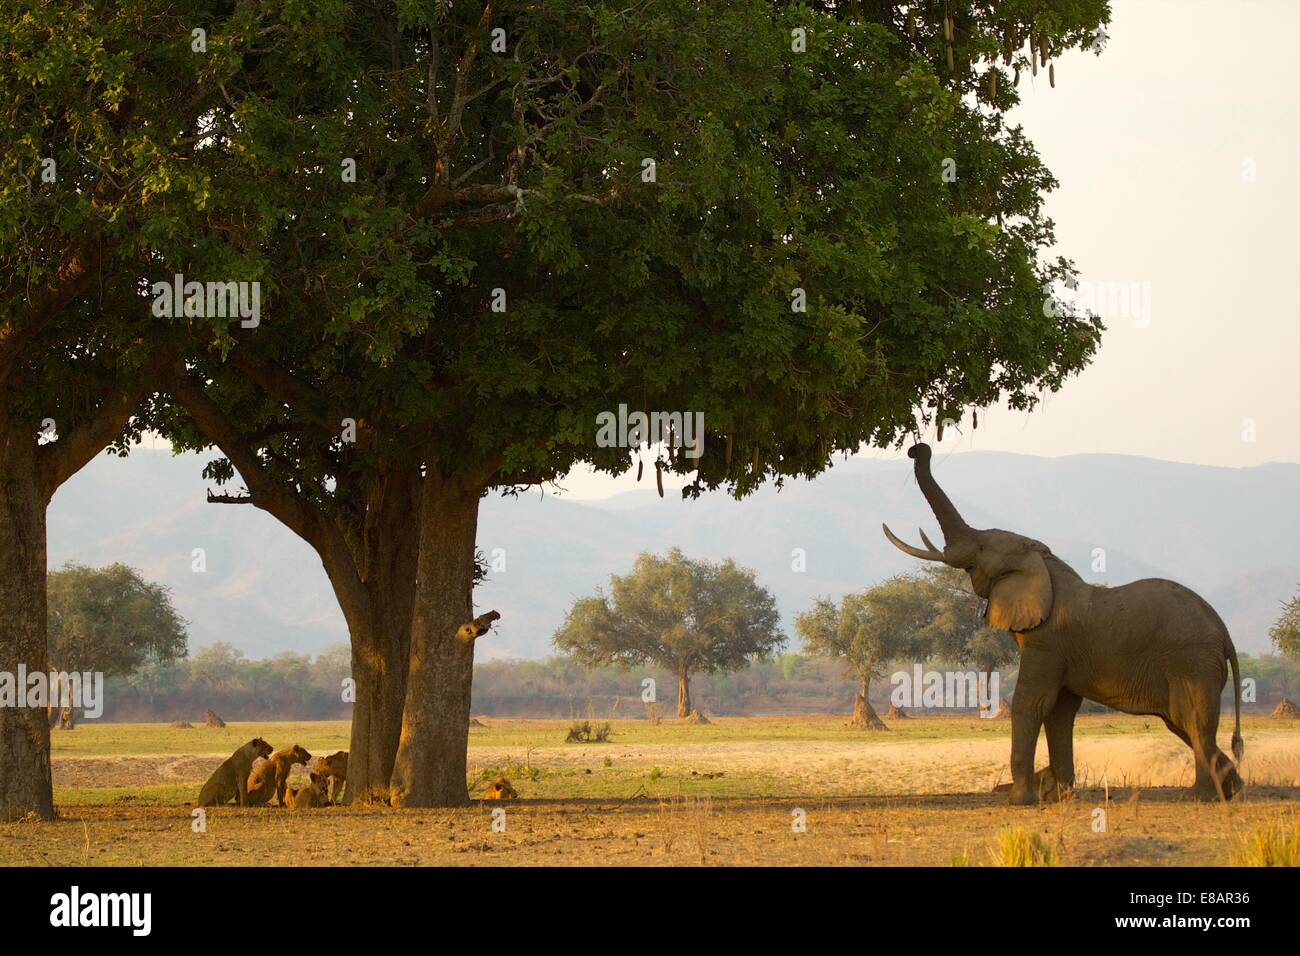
[5, 717, 1294, 866]
[3, 790, 1296, 867]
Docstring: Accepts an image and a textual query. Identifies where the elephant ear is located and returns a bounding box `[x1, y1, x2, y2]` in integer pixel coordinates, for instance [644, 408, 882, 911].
[987, 550, 1053, 632]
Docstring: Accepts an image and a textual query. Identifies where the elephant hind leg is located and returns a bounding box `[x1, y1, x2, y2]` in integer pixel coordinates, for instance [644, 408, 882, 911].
[1161, 716, 1216, 794]
[1191, 735, 1242, 801]
[1172, 694, 1241, 801]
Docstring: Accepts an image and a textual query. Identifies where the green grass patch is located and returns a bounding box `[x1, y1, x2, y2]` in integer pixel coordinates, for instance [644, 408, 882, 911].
[51, 721, 352, 756]
[53, 783, 196, 806]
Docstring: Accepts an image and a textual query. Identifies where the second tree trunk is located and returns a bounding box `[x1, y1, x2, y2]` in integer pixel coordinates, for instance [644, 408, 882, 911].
[389, 473, 483, 807]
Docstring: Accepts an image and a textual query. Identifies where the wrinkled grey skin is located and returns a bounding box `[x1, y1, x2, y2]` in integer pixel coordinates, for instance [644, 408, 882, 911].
[884, 444, 1244, 804]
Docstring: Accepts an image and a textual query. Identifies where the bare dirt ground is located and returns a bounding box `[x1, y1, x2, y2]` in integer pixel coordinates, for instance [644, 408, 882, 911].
[4, 791, 1297, 867]
[3, 716, 1296, 866]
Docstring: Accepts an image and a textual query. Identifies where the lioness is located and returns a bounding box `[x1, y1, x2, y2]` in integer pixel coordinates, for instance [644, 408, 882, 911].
[483, 776, 518, 800]
[310, 750, 348, 805]
[247, 744, 313, 807]
[197, 738, 273, 807]
[993, 767, 1063, 803]
[285, 772, 328, 810]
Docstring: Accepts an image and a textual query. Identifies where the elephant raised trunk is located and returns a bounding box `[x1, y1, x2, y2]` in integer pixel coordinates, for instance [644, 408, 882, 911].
[908, 443, 970, 544]
[881, 443, 974, 564]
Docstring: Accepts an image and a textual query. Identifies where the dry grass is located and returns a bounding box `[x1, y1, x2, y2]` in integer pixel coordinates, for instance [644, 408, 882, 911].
[1229, 815, 1300, 866]
[5, 791, 1298, 867]
[988, 827, 1058, 866]
[10, 715, 1297, 867]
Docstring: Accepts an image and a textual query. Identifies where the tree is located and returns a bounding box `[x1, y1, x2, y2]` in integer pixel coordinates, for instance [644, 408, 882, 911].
[1270, 590, 1300, 660]
[0, 0, 253, 818]
[148, 0, 1110, 805]
[914, 565, 1019, 675]
[797, 577, 933, 729]
[555, 549, 784, 717]
[46, 563, 187, 726]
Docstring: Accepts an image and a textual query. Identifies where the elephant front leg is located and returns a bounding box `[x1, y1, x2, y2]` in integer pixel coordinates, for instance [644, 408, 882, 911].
[1007, 650, 1064, 805]
[1044, 690, 1082, 791]
[1008, 707, 1044, 805]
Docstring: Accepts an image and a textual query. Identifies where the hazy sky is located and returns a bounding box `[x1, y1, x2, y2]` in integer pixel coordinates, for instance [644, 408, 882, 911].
[554, 0, 1300, 499]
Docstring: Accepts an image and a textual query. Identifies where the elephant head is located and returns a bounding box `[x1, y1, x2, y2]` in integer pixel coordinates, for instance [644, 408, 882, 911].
[883, 443, 1054, 632]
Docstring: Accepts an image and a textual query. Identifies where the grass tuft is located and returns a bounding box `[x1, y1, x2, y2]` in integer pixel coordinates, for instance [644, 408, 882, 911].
[1230, 817, 1300, 866]
[987, 827, 1057, 867]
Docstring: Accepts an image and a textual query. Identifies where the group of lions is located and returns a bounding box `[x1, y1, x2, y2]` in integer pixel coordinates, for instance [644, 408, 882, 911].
[196, 737, 348, 809]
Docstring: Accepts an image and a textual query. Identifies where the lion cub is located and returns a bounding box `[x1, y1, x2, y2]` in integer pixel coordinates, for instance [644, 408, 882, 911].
[197, 738, 273, 807]
[483, 776, 518, 800]
[285, 772, 328, 810]
[310, 750, 348, 805]
[246, 744, 313, 807]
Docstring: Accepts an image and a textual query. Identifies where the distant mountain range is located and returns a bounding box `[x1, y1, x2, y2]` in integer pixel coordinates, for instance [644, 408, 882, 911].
[48, 448, 1300, 659]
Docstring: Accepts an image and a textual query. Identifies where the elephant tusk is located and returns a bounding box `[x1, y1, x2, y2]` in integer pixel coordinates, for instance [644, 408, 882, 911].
[918, 527, 942, 553]
[882, 523, 944, 561]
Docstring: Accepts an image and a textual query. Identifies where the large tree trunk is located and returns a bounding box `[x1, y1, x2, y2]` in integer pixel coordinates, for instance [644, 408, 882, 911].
[340, 469, 420, 802]
[676, 662, 692, 718]
[343, 609, 409, 801]
[389, 473, 483, 808]
[0, 418, 54, 821]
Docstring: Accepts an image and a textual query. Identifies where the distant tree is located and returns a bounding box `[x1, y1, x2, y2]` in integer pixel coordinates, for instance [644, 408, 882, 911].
[555, 549, 784, 717]
[797, 577, 933, 729]
[125, 658, 184, 709]
[45, 563, 187, 728]
[1270, 590, 1300, 660]
[915, 565, 1019, 675]
[188, 643, 247, 695]
[46, 563, 187, 676]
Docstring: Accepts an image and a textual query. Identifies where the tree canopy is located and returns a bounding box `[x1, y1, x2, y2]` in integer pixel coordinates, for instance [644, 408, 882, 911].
[47, 563, 188, 676]
[914, 565, 1019, 674]
[1270, 590, 1300, 661]
[555, 548, 785, 716]
[161, 0, 1110, 492]
[797, 566, 1017, 727]
[797, 575, 936, 727]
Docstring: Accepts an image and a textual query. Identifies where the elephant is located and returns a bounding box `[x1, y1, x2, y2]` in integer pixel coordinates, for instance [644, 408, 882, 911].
[883, 443, 1244, 804]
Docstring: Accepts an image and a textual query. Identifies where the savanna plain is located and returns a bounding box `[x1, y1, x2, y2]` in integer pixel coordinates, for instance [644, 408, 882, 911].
[4, 714, 1298, 867]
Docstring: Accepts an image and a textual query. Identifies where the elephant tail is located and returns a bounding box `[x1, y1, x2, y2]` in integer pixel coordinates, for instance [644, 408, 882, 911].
[1227, 637, 1244, 764]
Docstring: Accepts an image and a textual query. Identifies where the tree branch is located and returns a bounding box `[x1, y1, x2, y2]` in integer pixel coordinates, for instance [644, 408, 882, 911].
[37, 347, 173, 501]
[206, 489, 253, 504]
[443, 3, 496, 174]
[227, 350, 335, 428]
[165, 365, 369, 615]
[0, 240, 111, 386]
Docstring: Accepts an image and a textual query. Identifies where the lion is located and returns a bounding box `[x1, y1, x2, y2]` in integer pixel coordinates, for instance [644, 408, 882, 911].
[993, 767, 1065, 803]
[310, 750, 348, 805]
[197, 738, 273, 807]
[285, 772, 328, 810]
[246, 744, 313, 807]
[483, 776, 517, 800]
